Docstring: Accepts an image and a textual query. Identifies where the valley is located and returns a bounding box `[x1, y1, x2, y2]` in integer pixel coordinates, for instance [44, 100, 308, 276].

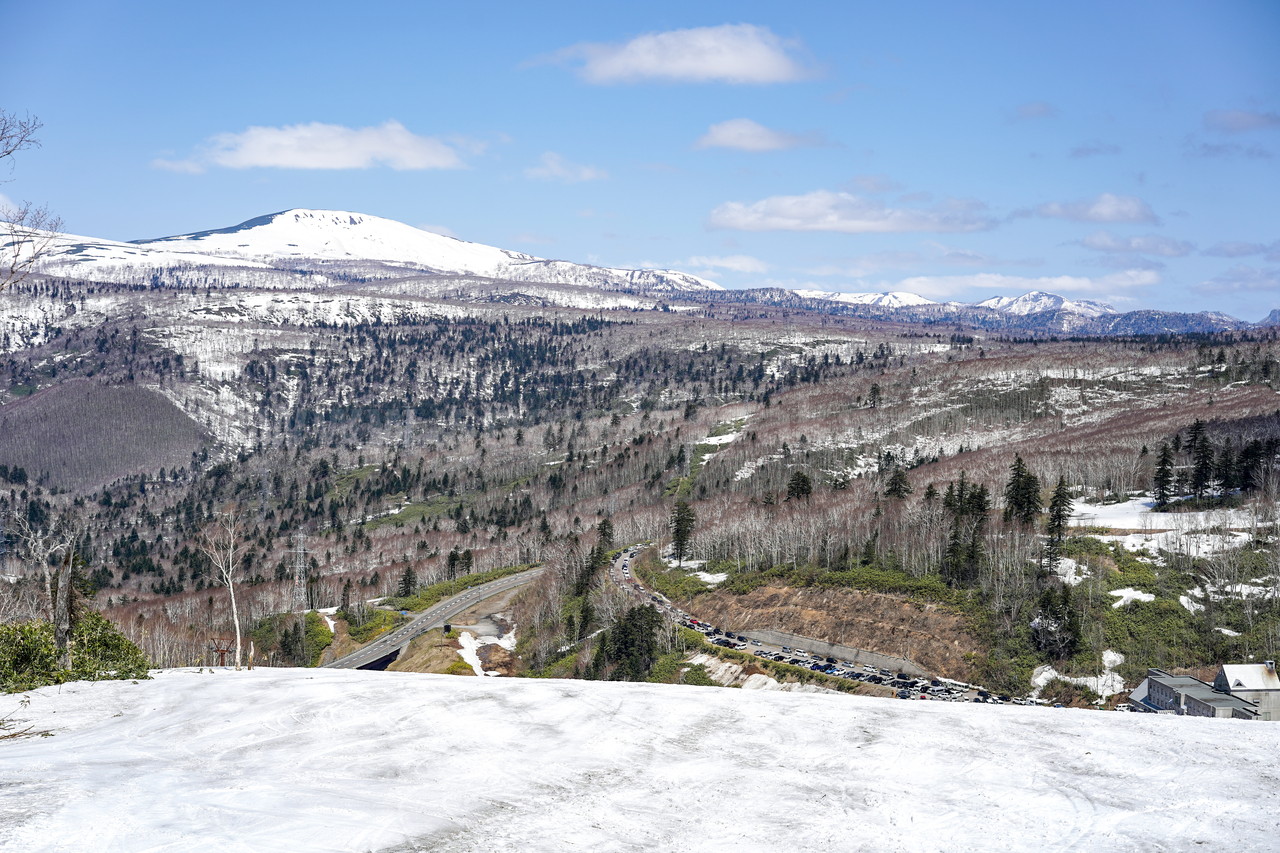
[2, 210, 1279, 710]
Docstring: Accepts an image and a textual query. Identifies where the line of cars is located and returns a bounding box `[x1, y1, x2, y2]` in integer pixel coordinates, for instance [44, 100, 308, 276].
[612, 546, 1047, 707]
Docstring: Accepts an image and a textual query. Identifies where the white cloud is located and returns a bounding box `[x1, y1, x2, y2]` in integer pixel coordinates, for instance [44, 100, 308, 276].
[894, 269, 1158, 300]
[681, 254, 769, 273]
[555, 24, 809, 85]
[154, 121, 465, 173]
[417, 223, 457, 238]
[1198, 265, 1280, 294]
[709, 190, 994, 234]
[1204, 110, 1280, 134]
[695, 118, 820, 151]
[1035, 193, 1158, 224]
[524, 152, 607, 183]
[1079, 231, 1192, 257]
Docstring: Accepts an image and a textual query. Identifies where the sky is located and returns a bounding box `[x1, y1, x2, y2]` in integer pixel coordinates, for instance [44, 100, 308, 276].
[3, 1, 1279, 318]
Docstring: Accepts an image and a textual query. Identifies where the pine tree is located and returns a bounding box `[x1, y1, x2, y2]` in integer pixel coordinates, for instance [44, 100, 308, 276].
[786, 470, 813, 502]
[1002, 456, 1042, 525]
[1046, 477, 1072, 543]
[396, 565, 416, 598]
[1152, 442, 1175, 508]
[669, 501, 696, 566]
[884, 467, 912, 500]
[1191, 434, 1216, 498]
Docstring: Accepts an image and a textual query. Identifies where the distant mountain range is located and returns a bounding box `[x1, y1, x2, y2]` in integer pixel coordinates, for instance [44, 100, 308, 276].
[23, 209, 1270, 336]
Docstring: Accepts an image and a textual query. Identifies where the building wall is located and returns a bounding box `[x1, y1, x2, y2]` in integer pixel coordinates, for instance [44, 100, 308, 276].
[1232, 691, 1279, 722]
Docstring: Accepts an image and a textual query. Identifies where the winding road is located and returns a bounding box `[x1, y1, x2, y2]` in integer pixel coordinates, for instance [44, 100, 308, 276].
[322, 567, 545, 670]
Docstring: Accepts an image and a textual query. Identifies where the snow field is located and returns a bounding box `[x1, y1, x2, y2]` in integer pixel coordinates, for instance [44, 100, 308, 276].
[2, 668, 1278, 852]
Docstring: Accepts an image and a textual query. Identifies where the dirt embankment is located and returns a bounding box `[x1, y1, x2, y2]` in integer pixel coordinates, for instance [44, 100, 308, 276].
[690, 586, 985, 682]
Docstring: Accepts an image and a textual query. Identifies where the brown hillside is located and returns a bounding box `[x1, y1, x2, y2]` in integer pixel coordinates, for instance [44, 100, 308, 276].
[690, 586, 984, 682]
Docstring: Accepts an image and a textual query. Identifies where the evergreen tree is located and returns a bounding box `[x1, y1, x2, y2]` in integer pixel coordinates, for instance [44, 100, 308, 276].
[1152, 442, 1175, 508]
[397, 565, 416, 597]
[1002, 456, 1042, 525]
[1046, 477, 1073, 543]
[786, 470, 813, 502]
[669, 501, 696, 566]
[884, 467, 912, 500]
[1191, 434, 1216, 498]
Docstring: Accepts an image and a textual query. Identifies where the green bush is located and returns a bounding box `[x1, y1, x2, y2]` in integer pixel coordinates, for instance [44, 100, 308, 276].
[0, 622, 60, 693]
[346, 608, 404, 644]
[1, 613, 150, 693]
[304, 612, 334, 666]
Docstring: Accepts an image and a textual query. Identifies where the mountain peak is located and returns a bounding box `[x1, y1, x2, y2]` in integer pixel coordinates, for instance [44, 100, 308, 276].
[977, 291, 1115, 318]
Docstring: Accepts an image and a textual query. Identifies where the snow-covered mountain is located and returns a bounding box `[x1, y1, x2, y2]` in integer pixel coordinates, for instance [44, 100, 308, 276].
[976, 290, 1115, 318]
[34, 209, 722, 294]
[793, 289, 938, 308]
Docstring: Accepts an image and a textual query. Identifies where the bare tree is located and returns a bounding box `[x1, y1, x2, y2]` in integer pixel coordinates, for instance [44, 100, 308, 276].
[1, 110, 62, 291]
[9, 512, 79, 667]
[198, 505, 249, 669]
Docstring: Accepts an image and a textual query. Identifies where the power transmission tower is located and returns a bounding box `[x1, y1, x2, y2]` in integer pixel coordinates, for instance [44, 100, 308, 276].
[291, 533, 308, 612]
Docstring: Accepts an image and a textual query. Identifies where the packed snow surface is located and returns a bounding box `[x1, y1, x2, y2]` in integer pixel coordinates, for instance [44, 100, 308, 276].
[3, 668, 1277, 852]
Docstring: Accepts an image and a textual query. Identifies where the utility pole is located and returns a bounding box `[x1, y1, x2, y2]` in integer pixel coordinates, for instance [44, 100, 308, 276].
[292, 533, 308, 612]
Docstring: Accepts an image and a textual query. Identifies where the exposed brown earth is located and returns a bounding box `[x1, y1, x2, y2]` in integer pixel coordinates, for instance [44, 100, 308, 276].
[388, 628, 467, 674]
[689, 586, 985, 682]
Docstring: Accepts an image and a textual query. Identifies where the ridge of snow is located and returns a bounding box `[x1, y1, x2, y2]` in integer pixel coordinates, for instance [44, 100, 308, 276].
[32, 209, 722, 293]
[977, 290, 1116, 318]
[794, 289, 937, 308]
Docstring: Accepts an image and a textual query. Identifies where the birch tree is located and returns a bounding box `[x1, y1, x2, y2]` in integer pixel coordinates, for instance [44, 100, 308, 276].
[1, 111, 62, 291]
[9, 512, 79, 667]
[199, 506, 249, 669]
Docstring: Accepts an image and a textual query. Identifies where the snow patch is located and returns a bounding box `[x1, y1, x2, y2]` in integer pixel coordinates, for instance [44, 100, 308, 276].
[1110, 588, 1155, 608]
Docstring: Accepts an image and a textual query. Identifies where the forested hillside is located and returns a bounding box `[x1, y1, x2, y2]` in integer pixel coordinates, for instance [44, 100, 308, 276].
[3, 267, 1279, 696]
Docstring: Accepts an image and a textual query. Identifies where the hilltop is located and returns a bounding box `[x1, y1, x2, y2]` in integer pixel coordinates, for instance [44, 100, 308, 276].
[1, 668, 1275, 852]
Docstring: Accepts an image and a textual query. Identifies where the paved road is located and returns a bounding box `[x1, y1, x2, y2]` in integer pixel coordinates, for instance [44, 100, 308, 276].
[607, 547, 928, 679]
[323, 568, 545, 670]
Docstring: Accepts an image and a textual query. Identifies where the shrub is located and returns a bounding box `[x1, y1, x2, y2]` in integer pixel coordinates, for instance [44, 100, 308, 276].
[1, 613, 150, 693]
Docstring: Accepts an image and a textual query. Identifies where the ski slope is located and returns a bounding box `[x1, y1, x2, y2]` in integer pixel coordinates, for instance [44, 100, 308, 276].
[1, 668, 1274, 852]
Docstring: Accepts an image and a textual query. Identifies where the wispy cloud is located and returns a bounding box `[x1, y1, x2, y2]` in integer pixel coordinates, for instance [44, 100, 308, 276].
[153, 120, 466, 173]
[1034, 192, 1158, 224]
[1070, 141, 1121, 158]
[1014, 101, 1057, 120]
[895, 269, 1157, 301]
[1183, 137, 1272, 159]
[695, 118, 823, 151]
[680, 254, 769, 273]
[1079, 231, 1192, 257]
[1204, 109, 1280, 133]
[709, 190, 995, 234]
[1203, 240, 1280, 261]
[1197, 265, 1280, 294]
[550, 24, 811, 85]
[525, 152, 607, 183]
[417, 223, 457, 238]
[848, 174, 902, 194]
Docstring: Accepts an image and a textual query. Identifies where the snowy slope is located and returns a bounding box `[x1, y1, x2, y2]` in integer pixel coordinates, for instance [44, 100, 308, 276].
[977, 290, 1115, 318]
[794, 289, 937, 308]
[2, 668, 1275, 852]
[27, 209, 720, 294]
[132, 209, 722, 292]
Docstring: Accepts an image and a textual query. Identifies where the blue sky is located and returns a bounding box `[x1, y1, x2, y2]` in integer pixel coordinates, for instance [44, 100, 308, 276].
[5, 1, 1279, 317]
